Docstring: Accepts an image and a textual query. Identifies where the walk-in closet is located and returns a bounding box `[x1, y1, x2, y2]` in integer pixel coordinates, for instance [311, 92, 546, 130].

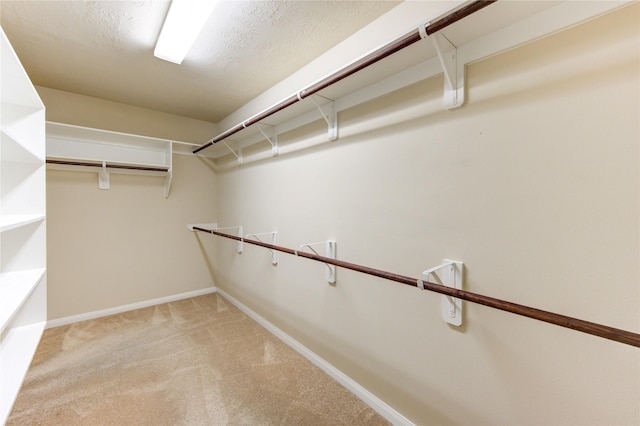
[1, 1, 638, 424]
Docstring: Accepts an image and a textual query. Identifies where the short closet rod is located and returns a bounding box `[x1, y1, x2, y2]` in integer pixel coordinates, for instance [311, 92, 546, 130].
[194, 227, 640, 348]
[193, 0, 497, 154]
[46, 159, 169, 173]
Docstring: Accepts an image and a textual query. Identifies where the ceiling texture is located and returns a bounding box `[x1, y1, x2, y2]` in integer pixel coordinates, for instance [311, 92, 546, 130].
[0, 0, 400, 123]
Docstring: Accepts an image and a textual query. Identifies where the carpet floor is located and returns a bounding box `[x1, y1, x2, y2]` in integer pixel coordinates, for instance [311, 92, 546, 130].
[8, 293, 388, 425]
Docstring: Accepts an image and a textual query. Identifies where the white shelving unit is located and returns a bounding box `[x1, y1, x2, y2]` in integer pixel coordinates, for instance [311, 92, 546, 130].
[46, 122, 203, 198]
[0, 27, 47, 424]
[46, 121, 172, 166]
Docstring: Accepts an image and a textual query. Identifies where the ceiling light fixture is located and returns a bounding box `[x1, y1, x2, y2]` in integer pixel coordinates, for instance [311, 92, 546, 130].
[154, 0, 218, 64]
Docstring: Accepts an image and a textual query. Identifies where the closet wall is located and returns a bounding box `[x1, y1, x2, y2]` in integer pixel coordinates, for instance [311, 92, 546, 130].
[39, 88, 218, 320]
[212, 4, 639, 425]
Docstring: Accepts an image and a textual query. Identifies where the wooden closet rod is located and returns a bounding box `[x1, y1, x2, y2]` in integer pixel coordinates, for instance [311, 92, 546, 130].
[193, 227, 640, 348]
[46, 159, 169, 173]
[193, 0, 497, 154]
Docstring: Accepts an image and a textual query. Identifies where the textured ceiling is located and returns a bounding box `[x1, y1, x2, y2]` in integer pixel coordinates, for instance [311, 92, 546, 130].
[0, 0, 400, 122]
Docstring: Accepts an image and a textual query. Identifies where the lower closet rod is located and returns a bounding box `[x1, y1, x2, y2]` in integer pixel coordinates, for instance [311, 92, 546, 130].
[194, 227, 640, 348]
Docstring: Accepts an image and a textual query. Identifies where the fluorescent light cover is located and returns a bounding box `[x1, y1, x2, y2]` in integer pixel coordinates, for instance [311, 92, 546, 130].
[154, 0, 218, 64]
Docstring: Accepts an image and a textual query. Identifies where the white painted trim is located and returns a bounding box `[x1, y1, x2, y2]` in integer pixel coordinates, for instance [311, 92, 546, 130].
[46, 287, 217, 329]
[216, 288, 414, 426]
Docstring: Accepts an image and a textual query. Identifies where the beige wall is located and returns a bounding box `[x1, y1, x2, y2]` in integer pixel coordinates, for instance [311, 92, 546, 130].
[37, 86, 217, 144]
[213, 5, 639, 425]
[43, 92, 218, 320]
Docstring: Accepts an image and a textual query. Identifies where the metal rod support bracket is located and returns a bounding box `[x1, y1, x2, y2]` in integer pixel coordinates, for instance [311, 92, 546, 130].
[98, 160, 110, 189]
[431, 32, 465, 109]
[223, 141, 243, 164]
[419, 259, 464, 326]
[310, 95, 338, 141]
[245, 231, 278, 265]
[418, 22, 429, 39]
[298, 240, 336, 284]
[164, 168, 173, 199]
[257, 124, 279, 157]
[211, 225, 243, 253]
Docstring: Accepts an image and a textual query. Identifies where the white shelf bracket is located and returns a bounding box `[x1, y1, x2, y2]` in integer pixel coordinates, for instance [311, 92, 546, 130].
[245, 231, 278, 265]
[309, 95, 338, 141]
[98, 160, 110, 190]
[257, 124, 279, 157]
[419, 259, 464, 326]
[164, 142, 173, 199]
[212, 225, 243, 253]
[298, 240, 336, 284]
[164, 168, 173, 199]
[223, 140, 243, 165]
[431, 32, 465, 109]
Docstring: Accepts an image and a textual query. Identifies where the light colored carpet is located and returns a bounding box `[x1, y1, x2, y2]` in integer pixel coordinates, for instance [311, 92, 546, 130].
[8, 293, 388, 425]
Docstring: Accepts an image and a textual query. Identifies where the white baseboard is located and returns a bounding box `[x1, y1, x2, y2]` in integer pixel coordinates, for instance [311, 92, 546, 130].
[46, 287, 217, 329]
[216, 288, 414, 426]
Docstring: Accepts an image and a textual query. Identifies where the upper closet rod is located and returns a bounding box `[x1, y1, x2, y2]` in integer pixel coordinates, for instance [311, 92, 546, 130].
[193, 226, 640, 349]
[193, 0, 497, 154]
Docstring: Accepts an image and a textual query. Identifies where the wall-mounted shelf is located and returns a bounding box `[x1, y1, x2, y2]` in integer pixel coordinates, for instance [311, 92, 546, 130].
[0, 268, 46, 334]
[0, 215, 45, 233]
[200, 0, 632, 168]
[45, 122, 200, 198]
[1, 109, 45, 164]
[0, 26, 47, 424]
